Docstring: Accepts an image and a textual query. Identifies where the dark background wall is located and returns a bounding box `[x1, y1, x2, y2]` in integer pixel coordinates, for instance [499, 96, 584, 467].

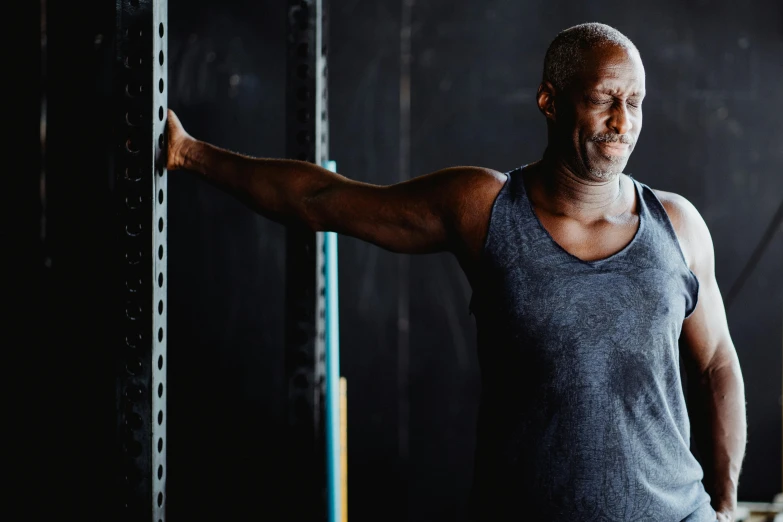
[12, 0, 780, 521]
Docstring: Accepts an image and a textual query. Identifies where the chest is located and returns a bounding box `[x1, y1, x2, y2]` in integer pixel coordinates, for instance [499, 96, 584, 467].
[534, 209, 641, 263]
[484, 252, 688, 350]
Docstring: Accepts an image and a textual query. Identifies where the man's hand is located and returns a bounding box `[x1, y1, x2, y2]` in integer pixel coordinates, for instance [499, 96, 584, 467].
[166, 109, 193, 171]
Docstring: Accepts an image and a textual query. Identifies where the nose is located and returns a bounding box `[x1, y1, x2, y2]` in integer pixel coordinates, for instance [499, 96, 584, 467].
[608, 102, 633, 135]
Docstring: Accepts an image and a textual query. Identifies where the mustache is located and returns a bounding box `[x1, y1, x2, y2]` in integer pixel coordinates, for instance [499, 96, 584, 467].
[591, 133, 634, 145]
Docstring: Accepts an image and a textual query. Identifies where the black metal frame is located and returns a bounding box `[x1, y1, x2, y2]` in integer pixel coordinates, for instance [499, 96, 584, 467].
[114, 1, 167, 520]
[284, 0, 329, 519]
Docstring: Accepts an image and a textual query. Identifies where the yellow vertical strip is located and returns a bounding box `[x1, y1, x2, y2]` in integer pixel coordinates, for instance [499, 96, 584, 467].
[340, 377, 348, 522]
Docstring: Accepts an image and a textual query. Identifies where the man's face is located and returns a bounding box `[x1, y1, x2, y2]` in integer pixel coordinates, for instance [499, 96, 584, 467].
[549, 45, 646, 180]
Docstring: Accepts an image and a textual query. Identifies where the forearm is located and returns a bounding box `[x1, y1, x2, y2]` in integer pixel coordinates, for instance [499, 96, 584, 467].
[698, 355, 746, 514]
[180, 138, 341, 227]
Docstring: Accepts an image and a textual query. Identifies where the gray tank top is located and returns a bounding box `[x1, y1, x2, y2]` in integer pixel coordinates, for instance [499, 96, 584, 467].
[467, 166, 715, 521]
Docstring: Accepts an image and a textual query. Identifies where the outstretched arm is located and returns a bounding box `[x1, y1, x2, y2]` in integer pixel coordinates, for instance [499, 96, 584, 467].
[659, 192, 747, 522]
[166, 110, 505, 258]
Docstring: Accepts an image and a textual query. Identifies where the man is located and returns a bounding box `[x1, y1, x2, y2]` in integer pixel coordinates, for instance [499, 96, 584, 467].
[166, 23, 745, 522]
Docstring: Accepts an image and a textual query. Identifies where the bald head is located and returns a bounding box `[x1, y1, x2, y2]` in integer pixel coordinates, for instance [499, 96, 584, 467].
[543, 23, 639, 92]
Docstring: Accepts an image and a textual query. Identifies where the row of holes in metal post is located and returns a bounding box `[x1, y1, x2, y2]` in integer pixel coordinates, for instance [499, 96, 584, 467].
[121, 10, 147, 478]
[289, 19, 327, 418]
[154, 18, 166, 518]
[120, 15, 167, 517]
[291, 36, 328, 164]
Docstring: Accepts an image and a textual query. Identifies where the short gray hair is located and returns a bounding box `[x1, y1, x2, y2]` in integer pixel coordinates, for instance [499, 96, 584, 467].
[543, 23, 638, 91]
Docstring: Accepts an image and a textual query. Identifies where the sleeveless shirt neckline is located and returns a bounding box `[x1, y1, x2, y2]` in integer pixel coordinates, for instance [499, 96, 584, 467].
[516, 169, 646, 267]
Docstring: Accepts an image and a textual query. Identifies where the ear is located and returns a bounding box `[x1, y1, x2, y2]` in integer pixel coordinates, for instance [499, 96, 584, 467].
[537, 81, 557, 122]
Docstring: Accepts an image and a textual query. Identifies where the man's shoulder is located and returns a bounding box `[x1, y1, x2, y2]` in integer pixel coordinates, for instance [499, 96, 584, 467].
[648, 187, 706, 232]
[431, 166, 508, 263]
[648, 186, 712, 269]
[434, 166, 508, 215]
[436, 166, 507, 189]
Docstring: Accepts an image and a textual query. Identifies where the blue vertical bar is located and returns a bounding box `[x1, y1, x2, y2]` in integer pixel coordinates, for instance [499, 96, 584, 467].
[323, 160, 341, 522]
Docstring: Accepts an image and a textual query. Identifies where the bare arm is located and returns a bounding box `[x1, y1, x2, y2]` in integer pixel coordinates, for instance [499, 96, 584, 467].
[166, 110, 506, 258]
[658, 191, 747, 522]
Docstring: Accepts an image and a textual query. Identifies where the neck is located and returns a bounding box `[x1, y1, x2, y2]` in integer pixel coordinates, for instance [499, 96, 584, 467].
[528, 148, 626, 219]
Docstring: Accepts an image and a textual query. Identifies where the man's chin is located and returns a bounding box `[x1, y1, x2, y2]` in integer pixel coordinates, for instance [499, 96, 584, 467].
[586, 156, 628, 180]
[587, 164, 625, 181]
